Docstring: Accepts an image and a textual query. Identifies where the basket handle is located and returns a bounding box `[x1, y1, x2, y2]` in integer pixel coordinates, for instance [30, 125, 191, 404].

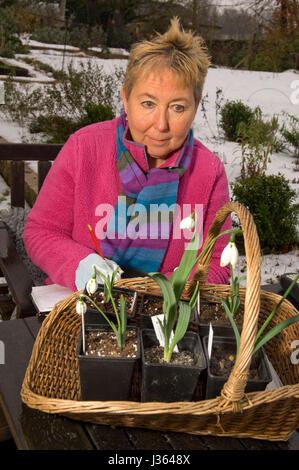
[191, 202, 262, 408]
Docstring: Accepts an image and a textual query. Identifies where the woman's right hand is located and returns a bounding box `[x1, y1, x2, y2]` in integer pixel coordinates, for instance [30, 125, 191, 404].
[75, 253, 122, 291]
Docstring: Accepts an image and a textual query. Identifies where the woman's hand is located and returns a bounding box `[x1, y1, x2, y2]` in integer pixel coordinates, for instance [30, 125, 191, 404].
[75, 253, 122, 291]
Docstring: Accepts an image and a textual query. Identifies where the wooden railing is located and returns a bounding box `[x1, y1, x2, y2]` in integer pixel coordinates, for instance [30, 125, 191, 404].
[0, 143, 63, 207]
[0, 143, 63, 318]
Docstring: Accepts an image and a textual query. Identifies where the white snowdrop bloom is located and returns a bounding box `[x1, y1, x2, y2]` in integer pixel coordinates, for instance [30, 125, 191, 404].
[180, 215, 195, 230]
[220, 241, 239, 269]
[76, 299, 87, 315]
[86, 277, 98, 295]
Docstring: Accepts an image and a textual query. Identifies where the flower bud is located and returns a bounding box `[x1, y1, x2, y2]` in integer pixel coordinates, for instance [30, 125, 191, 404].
[76, 298, 87, 315]
[86, 277, 98, 295]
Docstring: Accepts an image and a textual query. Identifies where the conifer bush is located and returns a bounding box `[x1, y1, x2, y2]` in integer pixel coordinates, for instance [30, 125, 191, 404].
[232, 174, 298, 252]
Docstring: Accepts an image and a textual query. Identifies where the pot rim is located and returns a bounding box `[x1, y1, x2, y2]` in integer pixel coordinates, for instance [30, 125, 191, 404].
[76, 325, 141, 362]
[141, 328, 206, 370]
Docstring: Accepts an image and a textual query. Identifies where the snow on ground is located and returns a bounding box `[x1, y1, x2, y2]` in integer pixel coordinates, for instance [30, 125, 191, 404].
[18, 49, 127, 74]
[20, 34, 80, 51]
[0, 42, 298, 286]
[20, 34, 129, 56]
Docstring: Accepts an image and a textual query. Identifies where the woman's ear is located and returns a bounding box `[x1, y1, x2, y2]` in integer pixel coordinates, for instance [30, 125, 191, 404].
[121, 86, 127, 114]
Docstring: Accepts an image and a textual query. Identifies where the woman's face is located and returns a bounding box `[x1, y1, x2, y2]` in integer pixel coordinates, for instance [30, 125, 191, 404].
[122, 68, 198, 168]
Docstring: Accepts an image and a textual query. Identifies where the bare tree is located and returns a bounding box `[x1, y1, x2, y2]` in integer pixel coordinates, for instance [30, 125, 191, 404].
[59, 0, 67, 21]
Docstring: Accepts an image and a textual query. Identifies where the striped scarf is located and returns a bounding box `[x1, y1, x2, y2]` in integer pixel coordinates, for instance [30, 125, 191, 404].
[100, 113, 194, 272]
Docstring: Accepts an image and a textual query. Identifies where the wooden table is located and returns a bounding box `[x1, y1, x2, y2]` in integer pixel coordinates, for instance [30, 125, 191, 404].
[0, 291, 299, 451]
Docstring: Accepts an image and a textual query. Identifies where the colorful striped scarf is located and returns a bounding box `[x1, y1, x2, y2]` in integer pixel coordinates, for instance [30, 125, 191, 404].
[101, 113, 194, 272]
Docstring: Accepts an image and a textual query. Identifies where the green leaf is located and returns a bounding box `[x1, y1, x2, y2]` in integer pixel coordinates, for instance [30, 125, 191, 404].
[167, 301, 192, 362]
[170, 232, 200, 302]
[80, 293, 116, 331]
[148, 272, 177, 347]
[189, 282, 199, 311]
[158, 316, 166, 335]
[231, 295, 240, 315]
[256, 273, 299, 342]
[254, 314, 299, 354]
[221, 299, 241, 355]
[119, 294, 127, 348]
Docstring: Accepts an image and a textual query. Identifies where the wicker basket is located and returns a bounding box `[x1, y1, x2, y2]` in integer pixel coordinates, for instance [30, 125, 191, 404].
[21, 202, 299, 441]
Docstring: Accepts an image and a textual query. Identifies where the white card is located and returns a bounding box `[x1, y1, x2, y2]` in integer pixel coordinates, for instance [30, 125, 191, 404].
[196, 291, 201, 320]
[208, 322, 214, 360]
[151, 314, 179, 353]
[31, 284, 73, 312]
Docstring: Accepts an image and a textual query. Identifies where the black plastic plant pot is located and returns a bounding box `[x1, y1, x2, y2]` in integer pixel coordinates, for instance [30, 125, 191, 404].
[203, 335, 272, 400]
[84, 286, 138, 326]
[140, 329, 207, 403]
[195, 301, 241, 338]
[76, 325, 140, 401]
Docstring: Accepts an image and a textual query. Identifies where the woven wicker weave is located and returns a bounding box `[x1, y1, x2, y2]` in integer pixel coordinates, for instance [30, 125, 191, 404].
[21, 202, 299, 441]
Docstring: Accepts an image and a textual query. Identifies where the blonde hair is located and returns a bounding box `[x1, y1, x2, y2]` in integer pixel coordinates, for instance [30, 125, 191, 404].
[123, 17, 211, 105]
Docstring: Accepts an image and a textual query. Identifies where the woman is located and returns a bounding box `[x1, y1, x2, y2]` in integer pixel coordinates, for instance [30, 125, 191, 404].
[23, 18, 231, 291]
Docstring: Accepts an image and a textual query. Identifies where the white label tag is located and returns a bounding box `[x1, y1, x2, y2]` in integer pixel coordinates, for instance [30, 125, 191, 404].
[208, 322, 214, 360]
[151, 314, 179, 352]
[196, 291, 201, 320]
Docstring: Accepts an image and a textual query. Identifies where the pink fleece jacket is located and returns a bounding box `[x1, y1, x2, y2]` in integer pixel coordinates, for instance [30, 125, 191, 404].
[23, 117, 231, 291]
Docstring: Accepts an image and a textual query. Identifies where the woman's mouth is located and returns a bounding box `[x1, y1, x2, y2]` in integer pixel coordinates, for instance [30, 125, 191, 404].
[148, 136, 170, 145]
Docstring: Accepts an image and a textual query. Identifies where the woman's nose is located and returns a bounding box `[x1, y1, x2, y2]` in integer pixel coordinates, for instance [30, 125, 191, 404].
[155, 108, 169, 132]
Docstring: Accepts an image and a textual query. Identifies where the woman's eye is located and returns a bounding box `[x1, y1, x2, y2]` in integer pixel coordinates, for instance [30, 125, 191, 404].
[173, 104, 184, 113]
[142, 101, 154, 108]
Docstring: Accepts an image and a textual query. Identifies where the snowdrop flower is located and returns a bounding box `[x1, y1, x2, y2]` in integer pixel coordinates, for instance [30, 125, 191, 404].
[86, 277, 98, 295]
[76, 297, 87, 315]
[180, 213, 195, 230]
[220, 236, 239, 269]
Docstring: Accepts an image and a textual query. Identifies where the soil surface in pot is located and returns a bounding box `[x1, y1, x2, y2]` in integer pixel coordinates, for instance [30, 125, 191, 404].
[85, 329, 138, 358]
[144, 345, 196, 366]
[141, 296, 163, 316]
[87, 290, 135, 313]
[210, 342, 260, 380]
[198, 302, 244, 327]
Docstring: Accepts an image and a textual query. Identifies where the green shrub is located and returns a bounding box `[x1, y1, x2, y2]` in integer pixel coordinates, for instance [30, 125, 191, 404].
[232, 174, 298, 252]
[30, 26, 71, 45]
[30, 25, 106, 50]
[280, 113, 299, 158]
[252, 35, 299, 73]
[219, 100, 255, 141]
[231, 50, 247, 68]
[29, 114, 78, 143]
[79, 103, 114, 127]
[0, 5, 26, 58]
[29, 103, 115, 143]
[237, 107, 282, 179]
[249, 54, 273, 72]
